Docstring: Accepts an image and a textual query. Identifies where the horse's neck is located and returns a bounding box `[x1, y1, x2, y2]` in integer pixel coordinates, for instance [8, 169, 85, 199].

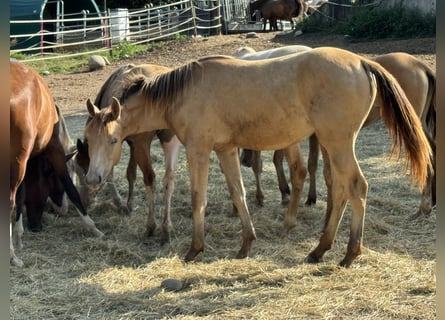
[121, 102, 169, 138]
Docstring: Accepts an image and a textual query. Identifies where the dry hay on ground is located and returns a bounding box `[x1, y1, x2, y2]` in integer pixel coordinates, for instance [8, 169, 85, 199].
[10, 34, 436, 319]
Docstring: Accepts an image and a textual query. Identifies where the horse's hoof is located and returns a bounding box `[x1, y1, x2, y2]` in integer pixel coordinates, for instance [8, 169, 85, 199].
[28, 223, 43, 233]
[305, 197, 316, 206]
[184, 249, 201, 263]
[338, 258, 353, 268]
[11, 256, 24, 268]
[305, 253, 321, 264]
[146, 225, 156, 238]
[93, 228, 105, 238]
[235, 251, 248, 259]
[160, 232, 171, 246]
[281, 195, 290, 206]
[119, 206, 131, 216]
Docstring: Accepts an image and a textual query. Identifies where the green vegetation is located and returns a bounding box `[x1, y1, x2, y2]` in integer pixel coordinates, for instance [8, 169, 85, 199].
[10, 38, 186, 74]
[298, 4, 436, 39]
[110, 40, 147, 59]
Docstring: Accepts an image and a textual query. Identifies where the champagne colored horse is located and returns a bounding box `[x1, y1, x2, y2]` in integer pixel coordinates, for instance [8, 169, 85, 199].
[83, 48, 431, 267]
[238, 46, 436, 218]
[75, 63, 181, 244]
[10, 62, 102, 267]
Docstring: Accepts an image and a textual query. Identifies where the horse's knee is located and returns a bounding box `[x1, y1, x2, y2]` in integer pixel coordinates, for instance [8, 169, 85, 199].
[349, 173, 368, 198]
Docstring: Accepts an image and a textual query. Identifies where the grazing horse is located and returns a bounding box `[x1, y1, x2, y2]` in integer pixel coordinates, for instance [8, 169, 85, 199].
[82, 48, 431, 267]
[15, 151, 76, 233]
[238, 47, 436, 218]
[74, 63, 181, 244]
[250, 0, 304, 31]
[10, 61, 103, 267]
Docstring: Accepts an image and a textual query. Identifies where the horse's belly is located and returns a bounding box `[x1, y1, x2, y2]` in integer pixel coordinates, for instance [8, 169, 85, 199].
[233, 118, 313, 150]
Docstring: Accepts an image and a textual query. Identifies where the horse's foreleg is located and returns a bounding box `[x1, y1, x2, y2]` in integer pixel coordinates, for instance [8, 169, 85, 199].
[306, 134, 319, 206]
[282, 144, 306, 234]
[273, 149, 290, 205]
[130, 135, 156, 237]
[184, 146, 211, 262]
[125, 141, 138, 213]
[160, 135, 181, 245]
[217, 148, 257, 259]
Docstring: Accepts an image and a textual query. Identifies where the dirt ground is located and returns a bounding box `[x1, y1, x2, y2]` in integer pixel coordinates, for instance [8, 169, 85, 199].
[44, 32, 435, 119]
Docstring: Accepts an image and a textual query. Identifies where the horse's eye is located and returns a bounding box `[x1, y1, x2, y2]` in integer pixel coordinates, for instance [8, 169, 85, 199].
[110, 137, 118, 145]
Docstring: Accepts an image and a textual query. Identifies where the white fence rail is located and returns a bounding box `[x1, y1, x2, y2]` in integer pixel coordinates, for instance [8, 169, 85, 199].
[10, 0, 222, 61]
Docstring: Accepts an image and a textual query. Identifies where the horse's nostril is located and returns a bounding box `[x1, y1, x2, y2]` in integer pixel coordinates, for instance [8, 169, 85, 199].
[98, 175, 102, 185]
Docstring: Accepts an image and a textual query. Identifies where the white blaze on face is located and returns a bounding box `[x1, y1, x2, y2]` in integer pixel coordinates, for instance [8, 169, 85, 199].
[85, 118, 123, 187]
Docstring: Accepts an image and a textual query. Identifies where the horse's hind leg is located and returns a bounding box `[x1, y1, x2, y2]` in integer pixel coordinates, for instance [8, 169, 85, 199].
[306, 134, 319, 206]
[217, 147, 257, 259]
[273, 149, 290, 205]
[160, 135, 181, 245]
[10, 149, 30, 267]
[306, 141, 368, 267]
[412, 166, 435, 218]
[282, 144, 307, 234]
[251, 150, 265, 207]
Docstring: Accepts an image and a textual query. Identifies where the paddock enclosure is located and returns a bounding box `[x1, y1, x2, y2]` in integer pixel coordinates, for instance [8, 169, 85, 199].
[10, 33, 436, 319]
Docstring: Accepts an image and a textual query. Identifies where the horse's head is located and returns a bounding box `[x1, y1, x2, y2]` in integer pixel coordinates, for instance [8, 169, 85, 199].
[83, 97, 124, 188]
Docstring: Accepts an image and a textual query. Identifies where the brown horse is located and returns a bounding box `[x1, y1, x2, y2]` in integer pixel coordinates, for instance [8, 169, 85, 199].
[10, 61, 103, 267]
[238, 47, 436, 218]
[74, 63, 181, 244]
[82, 48, 431, 267]
[250, 0, 304, 31]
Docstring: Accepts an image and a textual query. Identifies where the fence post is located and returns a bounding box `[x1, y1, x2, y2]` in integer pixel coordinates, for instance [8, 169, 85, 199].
[190, 0, 198, 37]
[40, 19, 44, 55]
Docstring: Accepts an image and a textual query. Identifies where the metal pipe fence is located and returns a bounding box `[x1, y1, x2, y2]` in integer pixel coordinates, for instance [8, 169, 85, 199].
[10, 0, 222, 61]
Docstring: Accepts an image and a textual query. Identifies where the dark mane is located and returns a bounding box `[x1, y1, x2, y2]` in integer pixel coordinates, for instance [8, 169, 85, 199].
[94, 64, 135, 108]
[121, 56, 234, 112]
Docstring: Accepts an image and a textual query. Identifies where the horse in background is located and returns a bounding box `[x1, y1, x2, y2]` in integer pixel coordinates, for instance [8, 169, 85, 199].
[74, 63, 181, 244]
[249, 0, 305, 31]
[82, 48, 431, 267]
[15, 150, 77, 233]
[10, 61, 103, 267]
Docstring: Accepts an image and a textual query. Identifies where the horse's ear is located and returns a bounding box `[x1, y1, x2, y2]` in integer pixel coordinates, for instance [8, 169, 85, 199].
[76, 138, 86, 153]
[86, 98, 100, 117]
[65, 151, 77, 162]
[110, 97, 122, 121]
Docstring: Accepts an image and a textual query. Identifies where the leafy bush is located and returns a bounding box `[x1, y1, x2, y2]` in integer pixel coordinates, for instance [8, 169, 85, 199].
[298, 4, 436, 39]
[110, 40, 147, 59]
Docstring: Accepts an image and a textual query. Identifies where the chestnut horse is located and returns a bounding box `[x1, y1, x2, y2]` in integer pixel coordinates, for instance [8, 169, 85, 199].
[238, 47, 436, 218]
[250, 0, 304, 31]
[10, 62, 103, 267]
[74, 63, 181, 244]
[82, 48, 431, 267]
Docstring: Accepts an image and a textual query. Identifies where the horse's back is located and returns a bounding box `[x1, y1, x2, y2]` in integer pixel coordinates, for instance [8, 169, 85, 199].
[373, 52, 433, 117]
[236, 45, 311, 60]
[10, 62, 58, 158]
